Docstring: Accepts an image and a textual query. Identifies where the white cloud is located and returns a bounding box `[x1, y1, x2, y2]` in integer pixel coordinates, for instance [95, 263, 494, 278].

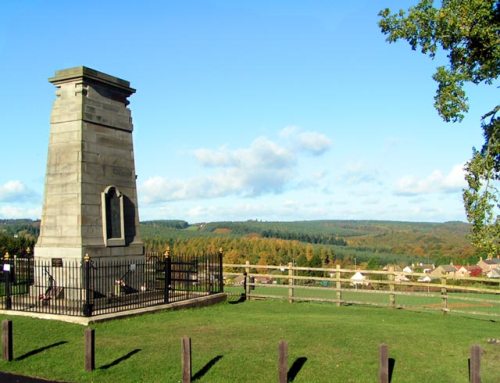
[0, 180, 37, 203]
[194, 147, 233, 167]
[141, 128, 332, 204]
[340, 161, 382, 186]
[194, 137, 294, 169]
[295, 131, 332, 154]
[395, 164, 466, 195]
[0, 205, 41, 219]
[138, 184, 468, 223]
[280, 126, 332, 155]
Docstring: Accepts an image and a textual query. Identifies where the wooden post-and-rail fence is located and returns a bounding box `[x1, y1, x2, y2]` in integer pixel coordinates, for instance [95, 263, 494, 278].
[1, 320, 485, 382]
[224, 263, 500, 318]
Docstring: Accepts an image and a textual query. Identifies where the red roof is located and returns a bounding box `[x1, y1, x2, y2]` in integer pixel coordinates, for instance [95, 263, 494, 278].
[466, 266, 483, 277]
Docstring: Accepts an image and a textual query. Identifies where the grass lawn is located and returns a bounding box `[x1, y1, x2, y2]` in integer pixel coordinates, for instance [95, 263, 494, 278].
[0, 300, 499, 382]
[232, 285, 500, 317]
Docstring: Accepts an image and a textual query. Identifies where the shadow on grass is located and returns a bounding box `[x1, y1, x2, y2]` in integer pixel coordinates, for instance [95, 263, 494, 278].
[99, 348, 141, 370]
[288, 357, 307, 382]
[389, 358, 396, 383]
[15, 341, 68, 361]
[228, 293, 246, 305]
[192, 355, 223, 381]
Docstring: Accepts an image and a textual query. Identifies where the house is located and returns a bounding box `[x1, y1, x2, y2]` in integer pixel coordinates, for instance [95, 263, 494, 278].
[455, 266, 469, 277]
[413, 263, 435, 273]
[466, 265, 483, 277]
[454, 265, 482, 278]
[477, 257, 500, 274]
[430, 264, 457, 278]
[350, 272, 368, 286]
[383, 265, 402, 272]
[254, 276, 273, 284]
[486, 268, 500, 279]
[402, 266, 413, 273]
[395, 274, 410, 282]
[231, 275, 246, 286]
[418, 275, 432, 283]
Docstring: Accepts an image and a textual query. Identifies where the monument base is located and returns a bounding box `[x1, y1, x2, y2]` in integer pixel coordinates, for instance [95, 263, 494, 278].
[34, 244, 145, 300]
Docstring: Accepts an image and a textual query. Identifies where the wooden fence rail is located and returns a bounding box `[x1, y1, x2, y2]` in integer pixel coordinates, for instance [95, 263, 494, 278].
[224, 262, 500, 318]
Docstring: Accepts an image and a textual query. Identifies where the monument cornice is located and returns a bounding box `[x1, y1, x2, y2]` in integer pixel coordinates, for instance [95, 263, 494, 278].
[49, 66, 136, 95]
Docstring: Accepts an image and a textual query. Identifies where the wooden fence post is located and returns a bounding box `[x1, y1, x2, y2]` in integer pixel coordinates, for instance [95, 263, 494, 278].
[2, 320, 13, 361]
[388, 266, 395, 308]
[278, 340, 288, 383]
[469, 345, 481, 383]
[441, 276, 448, 314]
[379, 344, 389, 383]
[245, 261, 250, 298]
[84, 328, 95, 372]
[182, 336, 192, 383]
[336, 264, 342, 307]
[288, 262, 294, 303]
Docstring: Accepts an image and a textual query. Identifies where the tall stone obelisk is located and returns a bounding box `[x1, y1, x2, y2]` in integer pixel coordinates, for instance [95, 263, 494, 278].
[35, 67, 144, 263]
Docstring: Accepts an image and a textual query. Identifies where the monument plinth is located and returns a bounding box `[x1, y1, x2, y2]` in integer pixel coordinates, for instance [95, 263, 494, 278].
[35, 66, 144, 263]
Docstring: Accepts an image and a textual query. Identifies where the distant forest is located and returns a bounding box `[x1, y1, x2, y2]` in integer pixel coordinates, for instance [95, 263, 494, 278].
[0, 219, 39, 256]
[0, 218, 477, 267]
[140, 219, 476, 267]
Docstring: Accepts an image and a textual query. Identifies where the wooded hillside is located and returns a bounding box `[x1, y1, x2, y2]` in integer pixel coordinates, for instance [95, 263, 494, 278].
[141, 220, 476, 267]
[0, 218, 476, 267]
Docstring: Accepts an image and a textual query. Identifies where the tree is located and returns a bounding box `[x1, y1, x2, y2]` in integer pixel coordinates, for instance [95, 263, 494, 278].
[379, 0, 499, 256]
[463, 111, 499, 256]
[367, 257, 382, 270]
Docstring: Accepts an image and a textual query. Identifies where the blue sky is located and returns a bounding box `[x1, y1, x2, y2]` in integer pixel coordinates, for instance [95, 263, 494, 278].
[0, 1, 497, 223]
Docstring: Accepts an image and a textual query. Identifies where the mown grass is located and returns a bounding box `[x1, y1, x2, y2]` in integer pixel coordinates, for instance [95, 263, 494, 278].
[233, 284, 500, 317]
[0, 300, 499, 382]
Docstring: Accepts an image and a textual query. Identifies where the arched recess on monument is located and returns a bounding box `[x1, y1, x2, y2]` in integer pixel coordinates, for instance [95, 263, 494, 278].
[101, 185, 136, 247]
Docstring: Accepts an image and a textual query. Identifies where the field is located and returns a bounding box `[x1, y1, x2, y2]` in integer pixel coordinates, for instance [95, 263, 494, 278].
[0, 300, 499, 382]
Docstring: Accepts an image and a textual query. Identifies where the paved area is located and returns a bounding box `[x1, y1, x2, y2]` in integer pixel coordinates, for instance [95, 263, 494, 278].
[0, 372, 66, 383]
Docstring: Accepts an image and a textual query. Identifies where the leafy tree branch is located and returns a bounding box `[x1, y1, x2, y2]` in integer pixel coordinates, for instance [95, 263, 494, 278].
[379, 0, 499, 256]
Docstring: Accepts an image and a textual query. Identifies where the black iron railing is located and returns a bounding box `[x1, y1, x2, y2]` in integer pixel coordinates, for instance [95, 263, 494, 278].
[0, 251, 223, 317]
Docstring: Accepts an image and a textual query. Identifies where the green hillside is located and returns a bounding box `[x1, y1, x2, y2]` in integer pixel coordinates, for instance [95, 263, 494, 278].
[141, 219, 475, 267]
[0, 218, 476, 267]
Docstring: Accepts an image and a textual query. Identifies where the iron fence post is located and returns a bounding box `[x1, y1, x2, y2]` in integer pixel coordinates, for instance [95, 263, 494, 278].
[82, 254, 93, 317]
[243, 271, 247, 296]
[26, 247, 34, 285]
[218, 248, 224, 293]
[207, 255, 212, 293]
[164, 247, 171, 304]
[3, 252, 12, 310]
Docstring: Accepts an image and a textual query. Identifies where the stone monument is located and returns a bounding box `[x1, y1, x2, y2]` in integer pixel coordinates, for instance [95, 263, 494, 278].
[35, 66, 144, 265]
